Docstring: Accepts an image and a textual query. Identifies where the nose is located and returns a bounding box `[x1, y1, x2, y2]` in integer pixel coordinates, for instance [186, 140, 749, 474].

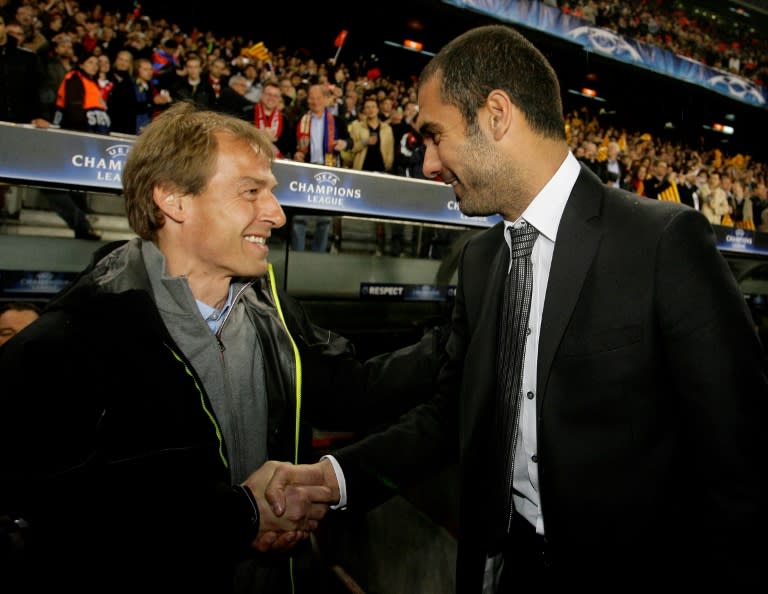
[264, 192, 287, 229]
[421, 142, 442, 180]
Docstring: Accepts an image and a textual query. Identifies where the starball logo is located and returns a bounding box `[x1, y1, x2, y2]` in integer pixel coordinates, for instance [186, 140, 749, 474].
[288, 170, 362, 206]
[70, 143, 132, 184]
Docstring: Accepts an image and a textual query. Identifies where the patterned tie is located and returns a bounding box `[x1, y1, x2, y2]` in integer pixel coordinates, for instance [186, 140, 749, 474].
[493, 221, 538, 549]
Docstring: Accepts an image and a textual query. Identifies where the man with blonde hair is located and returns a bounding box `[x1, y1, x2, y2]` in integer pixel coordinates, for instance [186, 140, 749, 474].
[0, 102, 439, 593]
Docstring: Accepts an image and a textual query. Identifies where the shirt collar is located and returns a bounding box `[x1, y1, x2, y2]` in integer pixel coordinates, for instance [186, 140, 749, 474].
[197, 282, 236, 326]
[504, 151, 580, 243]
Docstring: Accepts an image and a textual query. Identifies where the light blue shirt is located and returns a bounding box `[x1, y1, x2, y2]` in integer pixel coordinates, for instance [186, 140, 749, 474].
[309, 112, 326, 165]
[196, 283, 236, 335]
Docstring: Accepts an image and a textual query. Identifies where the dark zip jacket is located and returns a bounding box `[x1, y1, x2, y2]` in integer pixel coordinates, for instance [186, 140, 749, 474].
[0, 239, 445, 593]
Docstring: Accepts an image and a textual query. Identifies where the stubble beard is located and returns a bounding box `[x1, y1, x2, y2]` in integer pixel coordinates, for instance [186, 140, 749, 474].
[455, 132, 518, 219]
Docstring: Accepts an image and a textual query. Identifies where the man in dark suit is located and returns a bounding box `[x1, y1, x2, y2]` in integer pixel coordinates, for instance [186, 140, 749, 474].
[257, 25, 767, 591]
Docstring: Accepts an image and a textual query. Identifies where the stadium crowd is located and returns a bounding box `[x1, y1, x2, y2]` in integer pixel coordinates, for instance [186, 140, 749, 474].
[0, 0, 767, 231]
[552, 0, 768, 86]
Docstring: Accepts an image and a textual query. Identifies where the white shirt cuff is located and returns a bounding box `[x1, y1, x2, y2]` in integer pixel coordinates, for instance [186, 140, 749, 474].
[321, 454, 348, 510]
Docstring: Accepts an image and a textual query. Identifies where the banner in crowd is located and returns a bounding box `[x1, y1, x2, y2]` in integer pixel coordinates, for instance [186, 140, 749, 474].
[2, 122, 766, 256]
[0, 122, 498, 228]
[442, 0, 767, 109]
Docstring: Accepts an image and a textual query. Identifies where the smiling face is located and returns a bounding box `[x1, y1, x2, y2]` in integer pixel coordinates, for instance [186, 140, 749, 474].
[168, 132, 286, 285]
[417, 76, 517, 218]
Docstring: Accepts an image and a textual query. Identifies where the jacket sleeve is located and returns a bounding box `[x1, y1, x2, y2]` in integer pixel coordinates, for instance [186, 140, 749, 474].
[275, 285, 448, 433]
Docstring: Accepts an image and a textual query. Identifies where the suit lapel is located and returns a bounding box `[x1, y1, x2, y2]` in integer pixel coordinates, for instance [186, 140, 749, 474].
[463, 225, 508, 433]
[537, 167, 603, 409]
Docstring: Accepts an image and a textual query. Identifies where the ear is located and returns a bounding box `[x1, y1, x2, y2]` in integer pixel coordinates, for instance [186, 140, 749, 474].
[485, 89, 512, 142]
[153, 186, 186, 223]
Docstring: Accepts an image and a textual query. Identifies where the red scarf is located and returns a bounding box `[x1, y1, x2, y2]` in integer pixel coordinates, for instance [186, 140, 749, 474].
[297, 109, 336, 166]
[253, 103, 285, 158]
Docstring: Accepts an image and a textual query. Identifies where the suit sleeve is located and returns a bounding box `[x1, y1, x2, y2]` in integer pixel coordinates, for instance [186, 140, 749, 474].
[655, 207, 768, 580]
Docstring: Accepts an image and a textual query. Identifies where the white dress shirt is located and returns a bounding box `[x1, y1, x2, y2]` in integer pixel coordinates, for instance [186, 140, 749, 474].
[331, 153, 582, 546]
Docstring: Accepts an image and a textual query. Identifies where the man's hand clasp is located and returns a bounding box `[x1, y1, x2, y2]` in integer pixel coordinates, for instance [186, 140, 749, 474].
[241, 459, 338, 552]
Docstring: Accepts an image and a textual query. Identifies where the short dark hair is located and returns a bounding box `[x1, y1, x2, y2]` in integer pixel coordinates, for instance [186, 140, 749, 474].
[418, 24, 565, 140]
[0, 302, 42, 316]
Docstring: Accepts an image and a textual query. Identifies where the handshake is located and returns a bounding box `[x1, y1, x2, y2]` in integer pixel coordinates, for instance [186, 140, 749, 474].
[241, 458, 340, 552]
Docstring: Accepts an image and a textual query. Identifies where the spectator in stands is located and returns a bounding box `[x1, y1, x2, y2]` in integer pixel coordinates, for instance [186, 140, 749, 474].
[40, 33, 76, 121]
[253, 80, 295, 160]
[751, 181, 768, 229]
[339, 87, 360, 126]
[595, 140, 627, 188]
[262, 24, 768, 591]
[347, 96, 395, 173]
[53, 51, 110, 133]
[13, 3, 47, 56]
[218, 73, 252, 121]
[278, 76, 296, 110]
[292, 84, 350, 252]
[0, 11, 49, 128]
[643, 158, 671, 199]
[0, 101, 440, 594]
[207, 56, 228, 102]
[377, 95, 395, 123]
[293, 83, 349, 167]
[627, 162, 647, 196]
[676, 168, 701, 210]
[134, 56, 170, 133]
[700, 170, 731, 225]
[241, 62, 263, 104]
[168, 52, 216, 109]
[95, 53, 114, 102]
[731, 178, 753, 226]
[578, 140, 600, 175]
[107, 49, 138, 134]
[151, 37, 180, 82]
[48, 52, 107, 240]
[0, 301, 40, 346]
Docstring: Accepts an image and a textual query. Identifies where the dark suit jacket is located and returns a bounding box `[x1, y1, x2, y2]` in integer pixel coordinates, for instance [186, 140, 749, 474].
[334, 165, 767, 590]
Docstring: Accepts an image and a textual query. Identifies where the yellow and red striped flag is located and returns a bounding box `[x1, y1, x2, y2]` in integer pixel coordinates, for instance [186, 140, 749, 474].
[657, 182, 680, 203]
[243, 42, 270, 62]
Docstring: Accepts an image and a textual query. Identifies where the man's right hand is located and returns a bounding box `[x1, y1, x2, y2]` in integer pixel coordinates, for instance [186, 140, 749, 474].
[242, 460, 338, 552]
[265, 458, 341, 517]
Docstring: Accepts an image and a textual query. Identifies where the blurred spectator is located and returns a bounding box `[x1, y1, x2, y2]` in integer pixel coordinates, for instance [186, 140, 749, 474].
[95, 53, 113, 101]
[0, 11, 49, 128]
[48, 52, 107, 240]
[253, 80, 295, 159]
[293, 83, 349, 166]
[627, 163, 648, 196]
[151, 37, 180, 82]
[14, 3, 47, 56]
[677, 169, 701, 210]
[700, 171, 732, 226]
[207, 56, 228, 102]
[339, 87, 359, 126]
[596, 140, 627, 188]
[53, 52, 110, 133]
[240, 61, 262, 103]
[347, 96, 394, 173]
[0, 302, 41, 346]
[731, 179, 753, 226]
[40, 34, 76, 121]
[134, 56, 170, 133]
[751, 182, 768, 229]
[217, 73, 251, 121]
[168, 52, 216, 109]
[393, 101, 422, 177]
[644, 158, 671, 199]
[108, 50, 138, 134]
[579, 140, 600, 175]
